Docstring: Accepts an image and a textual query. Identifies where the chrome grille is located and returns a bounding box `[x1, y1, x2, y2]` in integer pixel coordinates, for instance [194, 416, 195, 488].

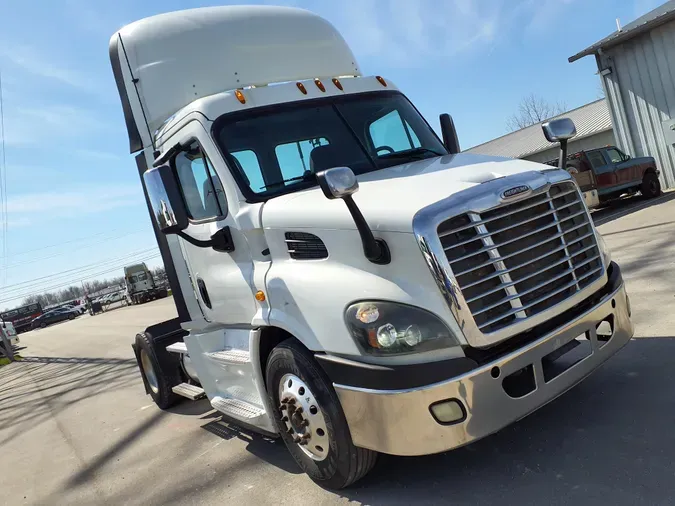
[438, 182, 602, 334]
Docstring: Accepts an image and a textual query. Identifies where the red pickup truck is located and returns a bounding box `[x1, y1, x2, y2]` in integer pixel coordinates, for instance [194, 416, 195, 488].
[547, 146, 661, 206]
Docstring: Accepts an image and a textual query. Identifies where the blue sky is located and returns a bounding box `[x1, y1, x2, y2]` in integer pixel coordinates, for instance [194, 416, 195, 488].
[0, 0, 664, 309]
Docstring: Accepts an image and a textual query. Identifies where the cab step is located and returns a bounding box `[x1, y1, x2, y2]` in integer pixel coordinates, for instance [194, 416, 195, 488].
[166, 342, 188, 354]
[211, 396, 265, 419]
[204, 348, 250, 365]
[172, 383, 205, 400]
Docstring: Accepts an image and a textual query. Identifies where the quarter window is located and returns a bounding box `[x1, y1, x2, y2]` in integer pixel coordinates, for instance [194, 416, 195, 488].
[174, 142, 227, 220]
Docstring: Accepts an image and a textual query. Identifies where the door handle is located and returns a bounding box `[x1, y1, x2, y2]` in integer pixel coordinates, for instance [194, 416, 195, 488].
[196, 278, 212, 309]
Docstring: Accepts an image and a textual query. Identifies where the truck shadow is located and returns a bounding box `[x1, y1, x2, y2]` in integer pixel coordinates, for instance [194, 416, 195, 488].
[337, 336, 675, 505]
[199, 412, 301, 475]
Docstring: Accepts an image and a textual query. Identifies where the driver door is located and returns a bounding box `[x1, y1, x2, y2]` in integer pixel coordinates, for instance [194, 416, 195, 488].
[167, 121, 257, 326]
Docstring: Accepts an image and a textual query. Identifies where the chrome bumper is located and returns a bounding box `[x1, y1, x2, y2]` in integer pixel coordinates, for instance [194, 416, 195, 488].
[335, 280, 633, 456]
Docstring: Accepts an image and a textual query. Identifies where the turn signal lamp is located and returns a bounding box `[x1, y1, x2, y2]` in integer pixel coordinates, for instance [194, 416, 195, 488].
[314, 79, 326, 92]
[376, 76, 387, 87]
[332, 78, 343, 90]
[255, 290, 266, 302]
[235, 89, 246, 104]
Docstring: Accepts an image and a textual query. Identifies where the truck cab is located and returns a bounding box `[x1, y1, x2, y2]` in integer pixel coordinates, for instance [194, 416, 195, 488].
[110, 6, 634, 489]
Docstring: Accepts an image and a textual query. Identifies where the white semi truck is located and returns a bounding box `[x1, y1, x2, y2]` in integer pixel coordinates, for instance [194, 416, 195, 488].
[124, 262, 166, 304]
[109, 6, 634, 488]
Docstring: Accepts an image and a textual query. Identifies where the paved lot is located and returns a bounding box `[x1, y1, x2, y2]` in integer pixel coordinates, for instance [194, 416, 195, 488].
[2, 193, 675, 505]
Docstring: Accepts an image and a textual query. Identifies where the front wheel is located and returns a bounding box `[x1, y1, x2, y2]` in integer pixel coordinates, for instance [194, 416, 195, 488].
[641, 172, 661, 198]
[266, 340, 377, 489]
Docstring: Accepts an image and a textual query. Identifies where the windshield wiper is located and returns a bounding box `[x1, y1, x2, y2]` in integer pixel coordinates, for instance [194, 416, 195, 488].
[260, 172, 314, 190]
[379, 147, 445, 160]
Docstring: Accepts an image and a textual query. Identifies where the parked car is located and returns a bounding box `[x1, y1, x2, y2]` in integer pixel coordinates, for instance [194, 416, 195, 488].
[31, 308, 78, 329]
[547, 145, 661, 206]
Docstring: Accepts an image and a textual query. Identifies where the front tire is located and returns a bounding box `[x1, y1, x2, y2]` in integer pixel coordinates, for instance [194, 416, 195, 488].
[641, 171, 661, 198]
[265, 340, 377, 489]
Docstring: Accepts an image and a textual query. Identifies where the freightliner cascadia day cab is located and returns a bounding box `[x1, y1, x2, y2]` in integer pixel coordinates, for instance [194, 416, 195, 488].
[109, 6, 634, 488]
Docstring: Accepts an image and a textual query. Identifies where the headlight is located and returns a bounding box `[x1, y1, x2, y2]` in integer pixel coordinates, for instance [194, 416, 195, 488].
[596, 231, 611, 266]
[344, 301, 458, 356]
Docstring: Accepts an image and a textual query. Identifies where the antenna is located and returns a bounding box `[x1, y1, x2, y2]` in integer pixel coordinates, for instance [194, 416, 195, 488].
[616, 18, 622, 31]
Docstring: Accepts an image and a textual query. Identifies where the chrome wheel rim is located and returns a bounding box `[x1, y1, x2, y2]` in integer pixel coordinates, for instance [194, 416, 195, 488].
[140, 349, 159, 394]
[278, 374, 329, 461]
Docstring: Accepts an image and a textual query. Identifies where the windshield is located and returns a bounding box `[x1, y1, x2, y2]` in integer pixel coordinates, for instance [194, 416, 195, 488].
[214, 91, 447, 200]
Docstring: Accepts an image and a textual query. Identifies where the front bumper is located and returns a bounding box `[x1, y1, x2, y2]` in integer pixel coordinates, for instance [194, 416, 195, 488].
[334, 263, 633, 456]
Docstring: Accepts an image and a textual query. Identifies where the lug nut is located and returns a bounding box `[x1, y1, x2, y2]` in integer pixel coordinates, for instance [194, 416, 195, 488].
[300, 419, 309, 427]
[281, 416, 288, 422]
[293, 436, 301, 443]
[280, 405, 287, 411]
[294, 406, 303, 414]
[302, 433, 310, 439]
[281, 398, 288, 404]
[288, 398, 296, 405]
[287, 428, 293, 435]
[299, 439, 308, 445]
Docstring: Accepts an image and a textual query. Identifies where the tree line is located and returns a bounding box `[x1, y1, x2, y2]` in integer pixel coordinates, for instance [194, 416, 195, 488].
[18, 266, 167, 309]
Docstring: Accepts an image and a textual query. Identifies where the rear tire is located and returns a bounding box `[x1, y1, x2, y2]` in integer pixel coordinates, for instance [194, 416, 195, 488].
[135, 332, 181, 409]
[265, 340, 377, 489]
[641, 171, 661, 198]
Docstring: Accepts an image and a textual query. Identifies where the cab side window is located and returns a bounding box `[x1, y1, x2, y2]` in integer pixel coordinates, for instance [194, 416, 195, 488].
[606, 148, 625, 165]
[587, 151, 606, 169]
[174, 142, 227, 221]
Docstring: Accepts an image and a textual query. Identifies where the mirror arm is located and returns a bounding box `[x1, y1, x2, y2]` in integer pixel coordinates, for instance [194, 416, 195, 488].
[558, 139, 568, 170]
[342, 195, 390, 265]
[153, 143, 183, 167]
[175, 227, 235, 252]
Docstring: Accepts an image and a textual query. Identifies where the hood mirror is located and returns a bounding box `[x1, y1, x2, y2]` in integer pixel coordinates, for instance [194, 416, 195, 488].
[542, 118, 577, 170]
[316, 167, 390, 265]
[316, 166, 359, 199]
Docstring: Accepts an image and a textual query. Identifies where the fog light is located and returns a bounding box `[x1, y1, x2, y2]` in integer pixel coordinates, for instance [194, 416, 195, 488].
[429, 399, 465, 424]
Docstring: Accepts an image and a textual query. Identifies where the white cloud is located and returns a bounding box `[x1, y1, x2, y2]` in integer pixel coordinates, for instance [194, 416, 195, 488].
[0, 46, 98, 93]
[6, 184, 141, 227]
[74, 149, 122, 162]
[318, 0, 502, 67]
[3, 103, 106, 146]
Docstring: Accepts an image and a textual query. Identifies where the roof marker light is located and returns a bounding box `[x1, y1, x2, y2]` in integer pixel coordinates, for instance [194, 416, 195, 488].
[314, 79, 326, 92]
[376, 76, 387, 87]
[235, 89, 246, 104]
[296, 82, 307, 95]
[332, 78, 343, 90]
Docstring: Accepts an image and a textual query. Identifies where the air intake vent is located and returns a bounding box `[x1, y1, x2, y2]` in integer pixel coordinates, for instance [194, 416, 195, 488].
[285, 232, 328, 260]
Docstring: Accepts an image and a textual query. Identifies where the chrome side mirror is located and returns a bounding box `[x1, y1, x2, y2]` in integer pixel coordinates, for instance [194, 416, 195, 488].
[144, 165, 189, 234]
[541, 117, 577, 142]
[316, 166, 359, 200]
[542, 118, 577, 170]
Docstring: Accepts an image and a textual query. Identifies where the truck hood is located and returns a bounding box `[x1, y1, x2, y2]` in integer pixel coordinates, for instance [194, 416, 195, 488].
[262, 153, 553, 233]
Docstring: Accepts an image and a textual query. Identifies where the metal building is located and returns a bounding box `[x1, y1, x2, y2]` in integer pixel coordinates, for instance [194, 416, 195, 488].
[570, 0, 675, 189]
[466, 99, 615, 163]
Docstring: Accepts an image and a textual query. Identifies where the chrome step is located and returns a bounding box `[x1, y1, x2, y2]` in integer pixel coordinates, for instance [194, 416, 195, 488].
[166, 342, 188, 354]
[211, 396, 265, 419]
[204, 348, 250, 365]
[172, 383, 205, 400]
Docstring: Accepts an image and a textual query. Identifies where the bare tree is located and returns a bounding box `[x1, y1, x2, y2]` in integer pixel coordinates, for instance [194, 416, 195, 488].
[507, 94, 567, 131]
